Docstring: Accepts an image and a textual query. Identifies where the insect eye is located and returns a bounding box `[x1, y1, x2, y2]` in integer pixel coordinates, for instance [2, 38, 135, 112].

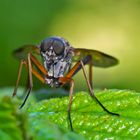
[40, 38, 53, 53]
[53, 40, 64, 55]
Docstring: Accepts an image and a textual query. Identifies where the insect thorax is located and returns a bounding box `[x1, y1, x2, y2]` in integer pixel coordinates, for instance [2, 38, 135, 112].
[44, 55, 72, 87]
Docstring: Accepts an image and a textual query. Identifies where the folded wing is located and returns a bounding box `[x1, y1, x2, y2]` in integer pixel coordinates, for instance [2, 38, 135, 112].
[73, 48, 119, 68]
[13, 45, 40, 60]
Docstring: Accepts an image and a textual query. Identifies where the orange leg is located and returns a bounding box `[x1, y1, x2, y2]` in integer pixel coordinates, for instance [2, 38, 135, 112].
[65, 61, 81, 79]
[80, 60, 119, 116]
[59, 57, 91, 131]
[59, 57, 119, 131]
[58, 56, 91, 131]
[59, 77, 75, 131]
[30, 53, 48, 76]
[13, 53, 47, 108]
[13, 60, 26, 97]
[19, 53, 33, 108]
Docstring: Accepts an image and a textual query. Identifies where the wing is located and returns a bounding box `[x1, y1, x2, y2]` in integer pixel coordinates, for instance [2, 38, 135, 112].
[13, 44, 40, 60]
[73, 48, 119, 68]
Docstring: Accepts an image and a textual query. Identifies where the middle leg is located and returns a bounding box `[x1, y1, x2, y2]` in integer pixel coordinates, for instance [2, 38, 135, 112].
[80, 60, 119, 116]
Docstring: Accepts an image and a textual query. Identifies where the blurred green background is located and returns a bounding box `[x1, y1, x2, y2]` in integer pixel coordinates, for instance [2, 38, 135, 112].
[0, 0, 140, 91]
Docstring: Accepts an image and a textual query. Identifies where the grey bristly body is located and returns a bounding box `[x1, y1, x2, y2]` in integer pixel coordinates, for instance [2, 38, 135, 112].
[40, 36, 74, 87]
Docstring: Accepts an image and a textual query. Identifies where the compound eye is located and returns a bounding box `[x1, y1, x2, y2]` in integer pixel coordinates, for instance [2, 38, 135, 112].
[53, 40, 64, 55]
[40, 38, 53, 53]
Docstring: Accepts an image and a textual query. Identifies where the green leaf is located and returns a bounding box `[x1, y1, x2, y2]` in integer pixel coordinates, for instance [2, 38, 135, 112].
[0, 130, 13, 140]
[0, 95, 29, 140]
[28, 89, 140, 139]
[28, 113, 86, 140]
[0, 88, 86, 140]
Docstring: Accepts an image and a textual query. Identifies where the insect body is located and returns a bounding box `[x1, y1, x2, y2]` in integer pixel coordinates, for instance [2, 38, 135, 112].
[40, 37, 73, 87]
[13, 36, 119, 131]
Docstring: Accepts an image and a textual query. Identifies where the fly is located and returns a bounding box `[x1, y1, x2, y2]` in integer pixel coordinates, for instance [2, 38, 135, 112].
[12, 36, 119, 131]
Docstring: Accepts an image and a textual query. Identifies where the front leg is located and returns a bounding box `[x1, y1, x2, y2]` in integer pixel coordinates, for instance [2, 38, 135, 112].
[13, 53, 47, 108]
[59, 77, 75, 131]
[19, 53, 33, 108]
[66, 56, 119, 117]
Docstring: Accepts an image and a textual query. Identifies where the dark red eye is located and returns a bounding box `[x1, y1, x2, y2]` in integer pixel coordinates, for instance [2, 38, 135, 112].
[53, 40, 64, 55]
[40, 38, 53, 53]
